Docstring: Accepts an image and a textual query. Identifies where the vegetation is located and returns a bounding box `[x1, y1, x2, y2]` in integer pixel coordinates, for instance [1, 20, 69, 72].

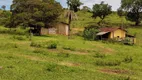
[67, 0, 83, 12]
[92, 1, 112, 25]
[121, 0, 142, 26]
[0, 25, 142, 80]
[0, 0, 142, 80]
[83, 25, 99, 40]
[9, 0, 62, 35]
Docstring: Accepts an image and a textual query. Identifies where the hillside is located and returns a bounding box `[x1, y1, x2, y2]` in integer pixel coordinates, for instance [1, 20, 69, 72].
[0, 26, 142, 80]
[71, 11, 135, 28]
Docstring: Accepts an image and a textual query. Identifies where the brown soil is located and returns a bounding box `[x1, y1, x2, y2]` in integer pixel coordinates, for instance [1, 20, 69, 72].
[59, 62, 80, 67]
[99, 68, 130, 74]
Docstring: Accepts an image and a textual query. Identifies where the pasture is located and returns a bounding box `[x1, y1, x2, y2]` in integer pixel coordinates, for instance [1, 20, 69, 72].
[0, 26, 142, 80]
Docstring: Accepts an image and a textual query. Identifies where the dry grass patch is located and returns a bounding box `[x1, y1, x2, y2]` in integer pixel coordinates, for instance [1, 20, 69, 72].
[59, 62, 80, 67]
[99, 68, 131, 75]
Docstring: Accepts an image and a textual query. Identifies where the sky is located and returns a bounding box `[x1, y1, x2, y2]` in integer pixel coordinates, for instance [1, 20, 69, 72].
[0, 0, 121, 11]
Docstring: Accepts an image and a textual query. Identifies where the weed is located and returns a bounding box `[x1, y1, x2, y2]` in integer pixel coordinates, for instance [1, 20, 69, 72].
[46, 64, 58, 72]
[57, 52, 70, 58]
[62, 45, 76, 51]
[93, 53, 105, 58]
[95, 60, 121, 66]
[123, 56, 133, 63]
[47, 41, 58, 49]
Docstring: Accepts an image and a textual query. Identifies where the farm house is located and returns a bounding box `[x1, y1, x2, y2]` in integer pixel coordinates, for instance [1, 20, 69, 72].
[96, 27, 136, 44]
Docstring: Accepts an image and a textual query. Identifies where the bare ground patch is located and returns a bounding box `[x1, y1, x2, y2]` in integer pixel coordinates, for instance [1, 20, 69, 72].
[59, 62, 80, 67]
[48, 49, 89, 55]
[99, 68, 131, 75]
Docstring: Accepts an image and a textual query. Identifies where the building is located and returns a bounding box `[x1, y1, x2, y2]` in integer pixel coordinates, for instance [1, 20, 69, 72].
[96, 27, 136, 44]
[96, 27, 126, 40]
[40, 22, 69, 36]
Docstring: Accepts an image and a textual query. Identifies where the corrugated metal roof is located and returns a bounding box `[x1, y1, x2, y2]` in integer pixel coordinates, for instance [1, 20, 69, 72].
[96, 32, 109, 36]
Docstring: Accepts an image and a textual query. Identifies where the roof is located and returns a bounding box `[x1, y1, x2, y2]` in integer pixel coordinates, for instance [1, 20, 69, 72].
[100, 27, 127, 32]
[96, 32, 109, 36]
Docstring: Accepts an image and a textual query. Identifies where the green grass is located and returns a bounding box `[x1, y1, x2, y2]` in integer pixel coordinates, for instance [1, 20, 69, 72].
[0, 25, 142, 80]
[71, 11, 136, 28]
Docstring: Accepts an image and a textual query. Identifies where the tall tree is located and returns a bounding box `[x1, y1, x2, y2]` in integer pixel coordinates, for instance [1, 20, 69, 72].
[67, 0, 83, 12]
[117, 8, 125, 27]
[1, 5, 6, 11]
[121, 0, 142, 26]
[92, 1, 112, 25]
[9, 0, 62, 35]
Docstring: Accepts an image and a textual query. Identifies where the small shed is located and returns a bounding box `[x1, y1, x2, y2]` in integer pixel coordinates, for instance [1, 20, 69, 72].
[40, 22, 69, 35]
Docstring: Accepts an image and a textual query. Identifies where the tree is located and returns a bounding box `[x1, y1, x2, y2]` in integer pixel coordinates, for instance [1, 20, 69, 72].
[64, 10, 77, 38]
[92, 1, 112, 25]
[117, 8, 125, 27]
[121, 0, 142, 26]
[82, 6, 91, 12]
[67, 0, 83, 12]
[1, 5, 6, 11]
[9, 0, 62, 35]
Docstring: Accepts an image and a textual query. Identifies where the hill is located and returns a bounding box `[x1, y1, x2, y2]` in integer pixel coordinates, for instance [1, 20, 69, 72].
[71, 11, 136, 28]
[0, 26, 142, 80]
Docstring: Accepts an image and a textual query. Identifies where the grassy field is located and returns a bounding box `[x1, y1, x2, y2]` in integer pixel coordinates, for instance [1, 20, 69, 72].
[0, 26, 142, 80]
[71, 11, 136, 28]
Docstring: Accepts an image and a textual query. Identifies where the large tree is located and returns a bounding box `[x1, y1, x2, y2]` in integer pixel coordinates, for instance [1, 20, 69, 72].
[9, 0, 62, 35]
[1, 5, 6, 11]
[67, 0, 83, 12]
[92, 1, 112, 25]
[121, 0, 142, 26]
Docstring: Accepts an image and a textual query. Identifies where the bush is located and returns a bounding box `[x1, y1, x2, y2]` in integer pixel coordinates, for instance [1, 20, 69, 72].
[57, 52, 70, 58]
[95, 60, 121, 66]
[46, 41, 58, 49]
[0, 26, 29, 35]
[62, 45, 76, 51]
[123, 56, 133, 63]
[93, 53, 105, 58]
[30, 41, 42, 48]
[11, 35, 26, 41]
[46, 64, 58, 72]
[83, 25, 99, 40]
[30, 40, 58, 49]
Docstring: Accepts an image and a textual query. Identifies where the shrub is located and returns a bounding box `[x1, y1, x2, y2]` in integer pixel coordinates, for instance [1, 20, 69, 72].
[30, 41, 42, 48]
[0, 27, 29, 35]
[93, 53, 105, 58]
[95, 60, 121, 66]
[57, 52, 70, 58]
[62, 45, 76, 51]
[46, 41, 58, 49]
[83, 25, 99, 40]
[123, 56, 133, 63]
[12, 35, 26, 41]
[30, 40, 58, 49]
[46, 64, 58, 72]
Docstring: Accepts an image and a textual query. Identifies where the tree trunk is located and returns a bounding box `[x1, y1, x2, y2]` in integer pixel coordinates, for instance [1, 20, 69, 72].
[68, 15, 72, 39]
[98, 19, 104, 26]
[135, 20, 140, 26]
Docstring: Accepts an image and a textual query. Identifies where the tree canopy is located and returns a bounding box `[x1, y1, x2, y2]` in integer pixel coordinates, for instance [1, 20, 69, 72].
[8, 0, 62, 31]
[67, 0, 83, 12]
[121, 0, 142, 25]
[92, 1, 112, 25]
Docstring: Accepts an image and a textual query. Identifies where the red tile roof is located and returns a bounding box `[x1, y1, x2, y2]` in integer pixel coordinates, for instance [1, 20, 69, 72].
[100, 27, 126, 32]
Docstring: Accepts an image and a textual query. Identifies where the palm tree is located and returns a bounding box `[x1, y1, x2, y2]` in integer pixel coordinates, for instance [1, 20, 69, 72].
[64, 10, 78, 38]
